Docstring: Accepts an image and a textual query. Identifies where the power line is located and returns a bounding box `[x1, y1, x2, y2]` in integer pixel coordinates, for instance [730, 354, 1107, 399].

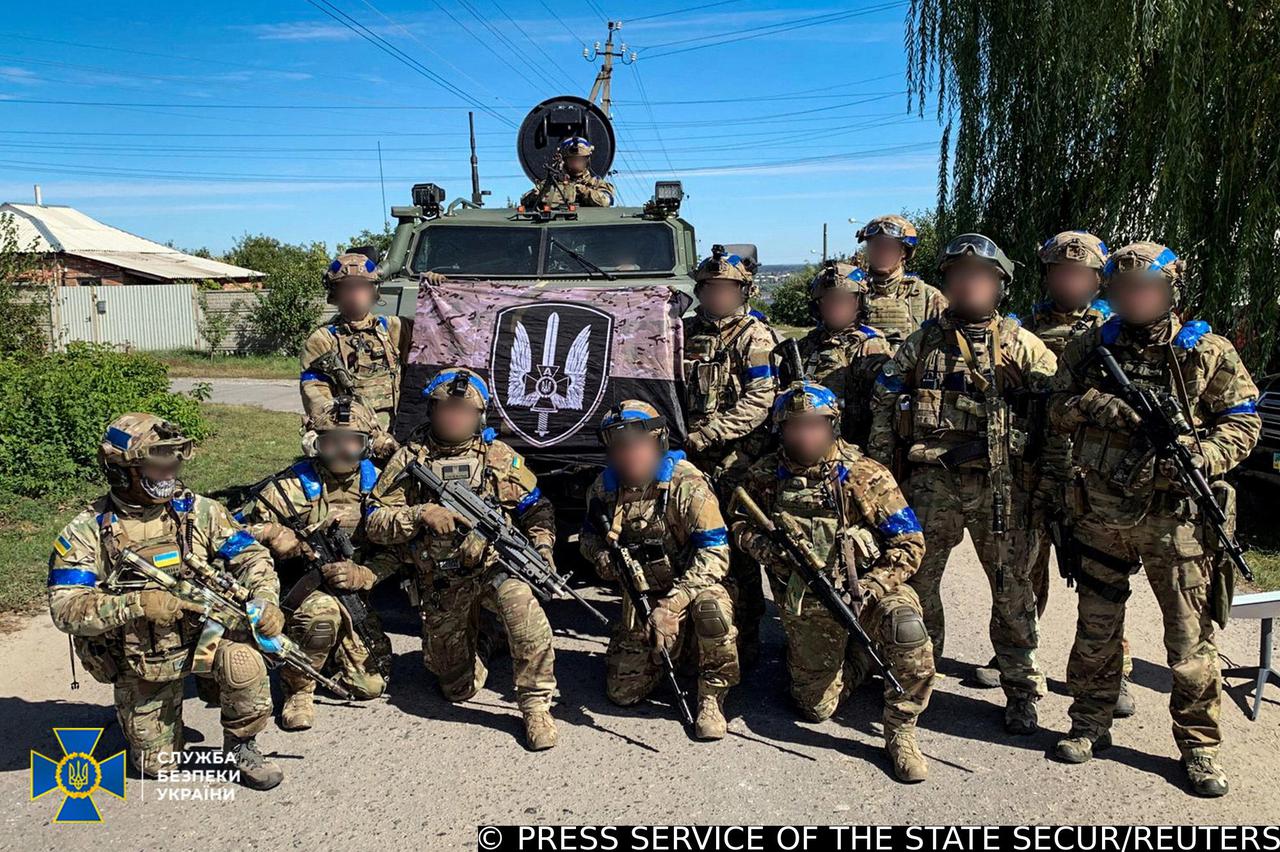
[583, 0, 609, 23]
[627, 0, 741, 22]
[537, 0, 586, 44]
[489, 0, 579, 90]
[454, 0, 565, 93]
[629, 62, 676, 179]
[0, 98, 507, 110]
[428, 0, 555, 97]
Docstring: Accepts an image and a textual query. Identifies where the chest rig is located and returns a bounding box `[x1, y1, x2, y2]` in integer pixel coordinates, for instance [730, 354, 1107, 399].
[330, 317, 399, 414]
[98, 494, 199, 682]
[280, 458, 378, 532]
[598, 459, 688, 594]
[682, 313, 756, 427]
[1026, 302, 1109, 358]
[409, 443, 495, 576]
[865, 276, 928, 349]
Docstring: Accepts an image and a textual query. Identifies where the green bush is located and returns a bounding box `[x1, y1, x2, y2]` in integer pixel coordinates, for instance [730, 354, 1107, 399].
[766, 264, 819, 328]
[0, 345, 209, 497]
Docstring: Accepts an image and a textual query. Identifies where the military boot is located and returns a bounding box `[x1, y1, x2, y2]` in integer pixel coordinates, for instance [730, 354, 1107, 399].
[1183, 749, 1229, 798]
[973, 655, 1001, 689]
[225, 734, 284, 791]
[1113, 675, 1137, 718]
[1053, 729, 1111, 764]
[523, 709, 558, 751]
[695, 690, 728, 741]
[278, 670, 315, 731]
[885, 727, 928, 783]
[1004, 696, 1039, 735]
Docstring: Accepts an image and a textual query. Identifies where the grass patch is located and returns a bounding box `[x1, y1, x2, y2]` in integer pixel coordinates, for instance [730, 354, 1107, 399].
[155, 348, 296, 379]
[1238, 481, 1280, 592]
[0, 403, 299, 613]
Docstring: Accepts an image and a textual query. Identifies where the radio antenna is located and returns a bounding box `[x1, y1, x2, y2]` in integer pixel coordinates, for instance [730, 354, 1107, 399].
[469, 111, 484, 207]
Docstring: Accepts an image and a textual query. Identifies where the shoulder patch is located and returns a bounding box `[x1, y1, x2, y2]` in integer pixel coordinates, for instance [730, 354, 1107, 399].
[1090, 298, 1112, 318]
[290, 459, 322, 500]
[1099, 315, 1122, 345]
[359, 458, 378, 493]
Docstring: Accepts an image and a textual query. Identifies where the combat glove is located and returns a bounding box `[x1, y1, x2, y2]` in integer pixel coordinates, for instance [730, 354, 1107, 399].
[648, 605, 680, 660]
[321, 559, 376, 591]
[1077, 388, 1142, 431]
[419, 504, 460, 536]
[254, 601, 286, 638]
[136, 590, 202, 627]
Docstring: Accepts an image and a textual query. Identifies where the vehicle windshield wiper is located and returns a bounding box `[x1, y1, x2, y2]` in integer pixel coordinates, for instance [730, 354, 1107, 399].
[547, 236, 616, 281]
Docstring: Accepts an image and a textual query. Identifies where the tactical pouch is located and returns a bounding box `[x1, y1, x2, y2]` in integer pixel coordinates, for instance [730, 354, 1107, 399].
[892, 394, 914, 440]
[73, 635, 123, 685]
[1207, 480, 1236, 628]
[687, 361, 724, 416]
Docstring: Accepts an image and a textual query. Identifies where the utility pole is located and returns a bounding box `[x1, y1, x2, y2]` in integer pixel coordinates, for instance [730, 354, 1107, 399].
[822, 223, 829, 262]
[584, 21, 635, 117]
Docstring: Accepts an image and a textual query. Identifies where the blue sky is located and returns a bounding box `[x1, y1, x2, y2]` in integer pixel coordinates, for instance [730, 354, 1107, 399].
[0, 0, 941, 263]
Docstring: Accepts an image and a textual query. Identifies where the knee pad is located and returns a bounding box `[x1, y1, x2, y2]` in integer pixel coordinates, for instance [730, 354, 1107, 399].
[217, 642, 266, 690]
[300, 615, 339, 654]
[888, 606, 928, 648]
[692, 596, 730, 639]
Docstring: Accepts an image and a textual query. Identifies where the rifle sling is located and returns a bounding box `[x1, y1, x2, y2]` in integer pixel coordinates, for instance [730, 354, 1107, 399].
[1072, 541, 1142, 605]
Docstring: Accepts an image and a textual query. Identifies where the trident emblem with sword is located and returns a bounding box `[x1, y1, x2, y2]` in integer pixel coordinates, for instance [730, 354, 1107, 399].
[508, 311, 592, 437]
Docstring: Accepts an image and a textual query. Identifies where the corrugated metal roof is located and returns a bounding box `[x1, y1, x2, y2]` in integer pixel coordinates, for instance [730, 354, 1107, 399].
[0, 202, 264, 281]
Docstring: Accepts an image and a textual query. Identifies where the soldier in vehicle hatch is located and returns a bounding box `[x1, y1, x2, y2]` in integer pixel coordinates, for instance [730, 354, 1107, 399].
[521, 137, 615, 209]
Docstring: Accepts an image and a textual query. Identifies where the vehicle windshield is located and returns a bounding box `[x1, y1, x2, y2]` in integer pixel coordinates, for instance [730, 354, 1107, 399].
[411, 222, 675, 277]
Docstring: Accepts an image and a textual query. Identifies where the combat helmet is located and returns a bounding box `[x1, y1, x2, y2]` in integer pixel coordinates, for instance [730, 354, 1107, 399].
[1104, 241, 1185, 304]
[558, 137, 595, 158]
[1039, 230, 1109, 270]
[307, 396, 377, 471]
[939, 233, 1015, 297]
[99, 413, 195, 500]
[323, 252, 379, 304]
[857, 214, 919, 259]
[772, 381, 841, 428]
[598, 400, 668, 450]
[693, 244, 755, 296]
[809, 260, 869, 300]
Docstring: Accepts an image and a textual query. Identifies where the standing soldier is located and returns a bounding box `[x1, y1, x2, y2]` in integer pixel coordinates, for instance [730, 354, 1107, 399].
[868, 234, 1057, 734]
[797, 260, 893, 446]
[681, 245, 780, 665]
[239, 398, 395, 731]
[856, 214, 947, 350]
[365, 368, 561, 750]
[520, 137, 615, 208]
[579, 402, 739, 740]
[732, 382, 934, 782]
[299, 253, 445, 459]
[1046, 242, 1259, 797]
[47, 414, 285, 789]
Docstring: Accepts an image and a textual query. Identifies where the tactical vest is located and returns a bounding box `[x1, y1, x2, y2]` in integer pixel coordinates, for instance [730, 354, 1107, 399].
[682, 312, 767, 429]
[903, 317, 1030, 467]
[287, 458, 378, 531]
[1023, 300, 1111, 357]
[406, 441, 496, 574]
[864, 275, 929, 349]
[328, 317, 399, 415]
[96, 497, 200, 682]
[801, 325, 884, 442]
[596, 454, 689, 594]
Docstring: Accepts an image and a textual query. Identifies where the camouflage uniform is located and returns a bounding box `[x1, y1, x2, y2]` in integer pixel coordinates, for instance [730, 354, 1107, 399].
[682, 249, 780, 661]
[579, 450, 739, 719]
[857, 215, 947, 351]
[798, 263, 893, 445]
[520, 137, 615, 208]
[240, 454, 395, 716]
[300, 253, 409, 455]
[365, 370, 558, 736]
[869, 308, 1057, 714]
[1047, 243, 1260, 793]
[48, 420, 278, 778]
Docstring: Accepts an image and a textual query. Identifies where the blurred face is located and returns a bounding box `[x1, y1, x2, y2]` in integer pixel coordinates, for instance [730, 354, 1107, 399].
[781, 414, 835, 467]
[1045, 264, 1100, 311]
[817, 289, 861, 330]
[865, 236, 906, 275]
[334, 277, 376, 320]
[127, 457, 183, 504]
[316, 430, 368, 474]
[697, 278, 746, 319]
[564, 154, 589, 176]
[431, 397, 481, 444]
[1108, 273, 1173, 325]
[944, 258, 1002, 321]
[607, 432, 663, 488]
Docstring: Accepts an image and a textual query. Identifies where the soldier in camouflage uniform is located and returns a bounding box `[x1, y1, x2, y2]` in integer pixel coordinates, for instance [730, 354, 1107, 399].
[797, 260, 893, 446]
[366, 367, 561, 750]
[520, 137, 615, 208]
[856, 214, 947, 350]
[681, 245, 780, 665]
[579, 401, 739, 740]
[47, 414, 285, 789]
[1046, 242, 1260, 797]
[869, 234, 1056, 734]
[732, 382, 934, 782]
[240, 398, 395, 731]
[300, 253, 446, 459]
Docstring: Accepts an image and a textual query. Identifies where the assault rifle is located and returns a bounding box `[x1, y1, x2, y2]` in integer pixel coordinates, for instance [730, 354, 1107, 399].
[309, 350, 357, 397]
[107, 548, 353, 699]
[733, 487, 904, 694]
[406, 460, 610, 625]
[280, 518, 393, 679]
[1094, 345, 1254, 582]
[593, 513, 695, 728]
[771, 337, 808, 390]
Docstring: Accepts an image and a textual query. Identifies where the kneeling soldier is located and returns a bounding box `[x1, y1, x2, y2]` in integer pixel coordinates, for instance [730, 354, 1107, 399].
[240, 398, 395, 730]
[732, 382, 934, 782]
[580, 402, 739, 739]
[366, 368, 560, 750]
[48, 414, 285, 789]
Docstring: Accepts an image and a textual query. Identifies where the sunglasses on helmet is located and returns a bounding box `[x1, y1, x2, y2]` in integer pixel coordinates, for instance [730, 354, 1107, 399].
[943, 234, 1002, 261]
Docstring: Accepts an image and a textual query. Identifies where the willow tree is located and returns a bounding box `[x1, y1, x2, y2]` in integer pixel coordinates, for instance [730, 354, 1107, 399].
[906, 0, 1280, 370]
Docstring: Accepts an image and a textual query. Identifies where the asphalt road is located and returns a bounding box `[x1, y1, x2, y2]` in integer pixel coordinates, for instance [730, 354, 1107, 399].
[3, 536, 1279, 849]
[169, 378, 302, 414]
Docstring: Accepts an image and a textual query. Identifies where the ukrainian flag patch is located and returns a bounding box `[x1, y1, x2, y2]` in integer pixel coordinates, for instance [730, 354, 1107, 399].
[152, 550, 181, 569]
[53, 535, 73, 557]
[512, 457, 522, 469]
